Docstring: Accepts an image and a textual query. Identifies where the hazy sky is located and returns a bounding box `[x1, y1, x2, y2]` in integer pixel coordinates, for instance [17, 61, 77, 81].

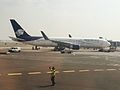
[1, 0, 120, 40]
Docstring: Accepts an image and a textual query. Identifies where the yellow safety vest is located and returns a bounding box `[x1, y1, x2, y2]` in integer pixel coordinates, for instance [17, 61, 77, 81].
[51, 69, 56, 77]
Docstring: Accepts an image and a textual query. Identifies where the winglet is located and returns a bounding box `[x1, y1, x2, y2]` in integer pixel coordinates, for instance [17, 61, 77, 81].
[41, 31, 49, 40]
[69, 34, 72, 38]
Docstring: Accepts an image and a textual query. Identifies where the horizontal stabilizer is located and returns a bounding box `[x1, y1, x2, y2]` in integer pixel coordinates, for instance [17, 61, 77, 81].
[9, 36, 25, 42]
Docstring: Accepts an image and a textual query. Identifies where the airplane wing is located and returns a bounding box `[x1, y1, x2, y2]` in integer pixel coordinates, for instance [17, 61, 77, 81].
[41, 31, 80, 50]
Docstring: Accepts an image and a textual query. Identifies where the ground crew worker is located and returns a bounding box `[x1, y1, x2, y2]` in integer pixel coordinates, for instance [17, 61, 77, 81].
[49, 66, 56, 86]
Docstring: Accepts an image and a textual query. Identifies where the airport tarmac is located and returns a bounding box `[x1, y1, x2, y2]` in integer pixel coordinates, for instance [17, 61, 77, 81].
[0, 49, 120, 90]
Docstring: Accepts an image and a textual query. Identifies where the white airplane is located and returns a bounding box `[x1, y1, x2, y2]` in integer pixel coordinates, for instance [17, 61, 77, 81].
[9, 19, 111, 53]
[40, 31, 111, 52]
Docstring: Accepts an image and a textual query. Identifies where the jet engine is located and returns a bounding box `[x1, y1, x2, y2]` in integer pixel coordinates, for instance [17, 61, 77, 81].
[70, 45, 80, 50]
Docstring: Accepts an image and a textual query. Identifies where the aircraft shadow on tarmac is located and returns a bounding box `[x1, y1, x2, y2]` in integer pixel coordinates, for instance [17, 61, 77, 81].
[37, 84, 53, 88]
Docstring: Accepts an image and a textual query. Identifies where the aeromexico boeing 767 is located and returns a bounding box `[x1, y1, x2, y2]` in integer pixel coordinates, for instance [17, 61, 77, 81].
[9, 19, 111, 52]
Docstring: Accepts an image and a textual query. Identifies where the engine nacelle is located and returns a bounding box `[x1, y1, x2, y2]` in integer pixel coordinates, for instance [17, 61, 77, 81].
[70, 45, 80, 50]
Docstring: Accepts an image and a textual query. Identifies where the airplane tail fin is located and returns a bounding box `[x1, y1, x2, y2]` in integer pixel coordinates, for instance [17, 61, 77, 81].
[41, 31, 49, 40]
[10, 19, 31, 39]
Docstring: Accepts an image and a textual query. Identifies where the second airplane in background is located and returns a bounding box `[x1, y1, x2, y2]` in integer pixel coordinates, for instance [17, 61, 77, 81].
[9, 19, 111, 53]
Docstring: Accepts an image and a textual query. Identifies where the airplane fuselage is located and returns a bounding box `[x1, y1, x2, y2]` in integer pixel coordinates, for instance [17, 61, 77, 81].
[23, 37, 110, 49]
